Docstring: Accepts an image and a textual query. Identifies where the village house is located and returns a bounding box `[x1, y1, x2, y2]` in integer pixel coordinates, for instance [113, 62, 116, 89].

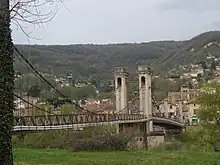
[159, 84, 199, 123]
[186, 98, 200, 125]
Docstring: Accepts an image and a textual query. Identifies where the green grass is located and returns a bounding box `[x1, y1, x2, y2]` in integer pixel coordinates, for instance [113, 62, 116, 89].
[14, 148, 220, 165]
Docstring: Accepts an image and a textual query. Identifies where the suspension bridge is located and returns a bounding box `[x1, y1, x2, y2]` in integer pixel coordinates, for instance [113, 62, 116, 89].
[13, 45, 185, 135]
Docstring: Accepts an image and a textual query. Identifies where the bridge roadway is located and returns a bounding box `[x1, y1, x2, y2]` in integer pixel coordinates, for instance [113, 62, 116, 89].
[13, 114, 185, 132]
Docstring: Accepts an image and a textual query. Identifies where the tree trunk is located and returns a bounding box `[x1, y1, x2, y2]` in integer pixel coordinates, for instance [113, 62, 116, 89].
[0, 0, 14, 165]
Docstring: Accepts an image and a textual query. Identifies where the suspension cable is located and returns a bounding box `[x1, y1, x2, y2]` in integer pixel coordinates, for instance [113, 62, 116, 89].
[14, 93, 58, 116]
[13, 45, 94, 113]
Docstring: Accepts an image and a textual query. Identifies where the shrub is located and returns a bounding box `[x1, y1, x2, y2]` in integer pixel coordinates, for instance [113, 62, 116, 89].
[178, 126, 213, 152]
[13, 126, 131, 152]
[72, 133, 131, 152]
[12, 136, 21, 148]
[163, 141, 183, 151]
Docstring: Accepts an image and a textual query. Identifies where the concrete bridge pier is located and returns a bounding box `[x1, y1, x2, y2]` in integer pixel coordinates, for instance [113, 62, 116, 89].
[114, 67, 129, 114]
[115, 123, 124, 134]
[116, 122, 144, 133]
[116, 121, 164, 149]
[115, 122, 147, 148]
[147, 120, 153, 133]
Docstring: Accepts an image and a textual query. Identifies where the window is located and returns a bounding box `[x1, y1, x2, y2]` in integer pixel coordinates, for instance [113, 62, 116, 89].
[157, 106, 159, 110]
[170, 105, 173, 109]
[141, 76, 145, 86]
[117, 77, 122, 88]
[194, 104, 196, 106]
[193, 109, 197, 115]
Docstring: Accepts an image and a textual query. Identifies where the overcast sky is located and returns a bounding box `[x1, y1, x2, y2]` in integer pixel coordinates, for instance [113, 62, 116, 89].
[12, 0, 220, 45]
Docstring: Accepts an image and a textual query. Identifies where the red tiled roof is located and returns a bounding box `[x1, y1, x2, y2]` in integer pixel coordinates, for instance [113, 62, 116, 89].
[85, 103, 114, 113]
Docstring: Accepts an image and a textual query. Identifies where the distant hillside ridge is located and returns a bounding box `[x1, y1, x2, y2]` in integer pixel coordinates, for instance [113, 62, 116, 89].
[156, 31, 220, 69]
[14, 31, 220, 79]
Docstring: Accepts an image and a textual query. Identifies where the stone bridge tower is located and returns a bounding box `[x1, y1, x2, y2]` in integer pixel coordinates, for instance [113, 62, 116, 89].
[114, 67, 129, 114]
[138, 66, 152, 117]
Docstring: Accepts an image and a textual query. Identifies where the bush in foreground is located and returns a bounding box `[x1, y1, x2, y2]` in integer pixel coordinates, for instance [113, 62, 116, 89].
[72, 133, 131, 152]
[13, 126, 132, 151]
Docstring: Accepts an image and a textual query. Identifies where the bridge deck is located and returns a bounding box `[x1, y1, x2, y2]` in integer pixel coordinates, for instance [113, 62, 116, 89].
[13, 114, 184, 132]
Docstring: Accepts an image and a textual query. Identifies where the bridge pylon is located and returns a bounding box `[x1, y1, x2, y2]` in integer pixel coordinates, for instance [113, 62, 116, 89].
[138, 66, 152, 117]
[114, 67, 129, 114]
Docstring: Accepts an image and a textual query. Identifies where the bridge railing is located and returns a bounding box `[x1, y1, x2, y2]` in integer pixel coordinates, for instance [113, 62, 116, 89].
[150, 113, 182, 123]
[13, 112, 183, 127]
[13, 114, 147, 127]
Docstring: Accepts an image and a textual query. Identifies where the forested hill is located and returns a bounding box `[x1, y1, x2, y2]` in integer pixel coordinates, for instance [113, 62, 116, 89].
[14, 31, 220, 79]
[156, 31, 220, 69]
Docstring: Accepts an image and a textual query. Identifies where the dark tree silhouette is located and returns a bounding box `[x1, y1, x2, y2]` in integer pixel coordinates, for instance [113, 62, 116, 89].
[27, 84, 41, 97]
[0, 0, 62, 164]
[210, 61, 216, 71]
[10, 0, 59, 39]
[0, 1, 14, 164]
[200, 60, 208, 70]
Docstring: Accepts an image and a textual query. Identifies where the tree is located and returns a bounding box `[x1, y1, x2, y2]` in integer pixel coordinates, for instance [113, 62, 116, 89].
[198, 82, 220, 151]
[200, 60, 208, 70]
[181, 125, 212, 152]
[0, 1, 14, 164]
[27, 84, 41, 97]
[197, 73, 202, 82]
[97, 92, 114, 100]
[60, 103, 74, 114]
[180, 82, 220, 152]
[0, 0, 61, 164]
[10, 0, 59, 38]
[58, 86, 74, 99]
[40, 89, 54, 100]
[210, 61, 216, 71]
[76, 84, 97, 100]
[15, 73, 57, 94]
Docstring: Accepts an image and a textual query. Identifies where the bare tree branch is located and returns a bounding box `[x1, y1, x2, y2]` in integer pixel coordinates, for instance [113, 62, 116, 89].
[10, 0, 63, 39]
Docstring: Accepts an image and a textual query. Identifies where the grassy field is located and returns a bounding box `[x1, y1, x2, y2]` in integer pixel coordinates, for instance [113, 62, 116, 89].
[14, 148, 220, 165]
